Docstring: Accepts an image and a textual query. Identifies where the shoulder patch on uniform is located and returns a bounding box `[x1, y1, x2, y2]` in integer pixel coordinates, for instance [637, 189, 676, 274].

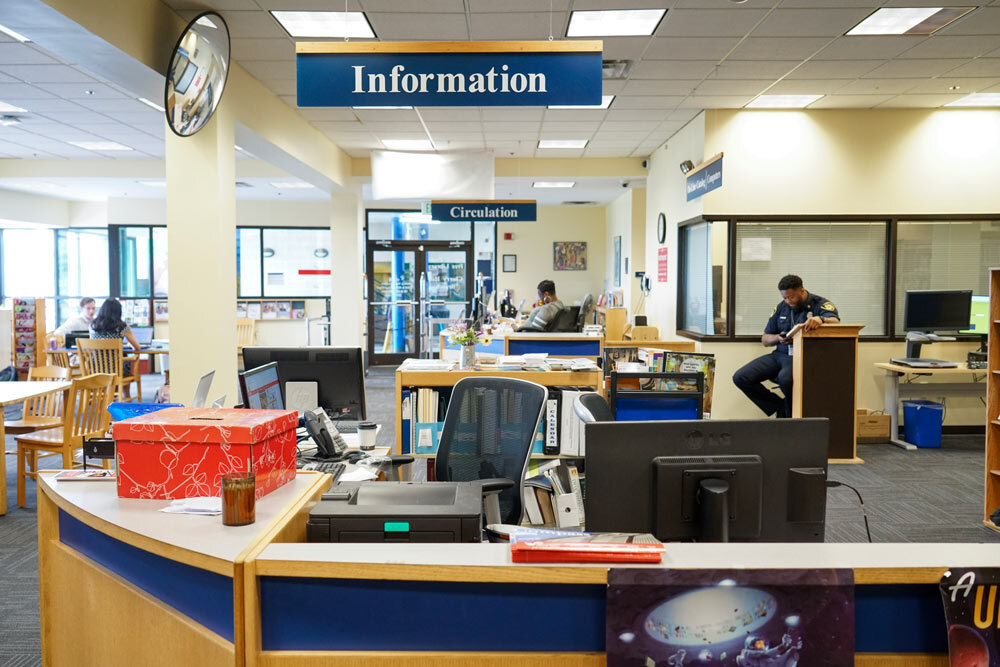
[821, 301, 836, 311]
[771, 306, 777, 316]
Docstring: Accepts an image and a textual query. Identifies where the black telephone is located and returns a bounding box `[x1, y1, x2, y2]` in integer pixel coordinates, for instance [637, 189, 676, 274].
[303, 408, 348, 459]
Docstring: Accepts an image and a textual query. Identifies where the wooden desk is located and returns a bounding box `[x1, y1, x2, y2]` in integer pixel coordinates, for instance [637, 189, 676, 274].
[603, 339, 697, 352]
[0, 380, 70, 515]
[874, 362, 987, 451]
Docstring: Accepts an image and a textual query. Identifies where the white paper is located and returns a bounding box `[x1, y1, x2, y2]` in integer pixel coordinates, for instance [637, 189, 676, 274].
[160, 497, 222, 515]
[741, 237, 772, 261]
[340, 467, 378, 482]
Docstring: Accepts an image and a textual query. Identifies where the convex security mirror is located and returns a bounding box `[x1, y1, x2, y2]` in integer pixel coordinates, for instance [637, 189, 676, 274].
[165, 12, 231, 137]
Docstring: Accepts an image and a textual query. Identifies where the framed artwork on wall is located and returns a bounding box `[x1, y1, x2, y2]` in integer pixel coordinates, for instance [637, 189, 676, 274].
[553, 241, 587, 271]
[154, 300, 168, 322]
[502, 254, 517, 272]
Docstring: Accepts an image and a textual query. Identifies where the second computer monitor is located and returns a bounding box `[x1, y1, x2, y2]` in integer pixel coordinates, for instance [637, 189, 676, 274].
[903, 289, 972, 332]
[239, 362, 284, 410]
[241, 347, 366, 420]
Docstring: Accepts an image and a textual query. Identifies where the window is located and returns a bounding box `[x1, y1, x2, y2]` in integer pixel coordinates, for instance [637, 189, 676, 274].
[117, 227, 150, 297]
[4, 229, 54, 297]
[261, 228, 331, 297]
[237, 228, 262, 297]
[895, 220, 1000, 335]
[678, 220, 729, 335]
[733, 221, 887, 336]
[56, 228, 109, 324]
[367, 210, 472, 241]
[152, 227, 168, 297]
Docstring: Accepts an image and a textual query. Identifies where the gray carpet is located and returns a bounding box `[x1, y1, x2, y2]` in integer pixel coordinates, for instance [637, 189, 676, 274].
[1, 366, 997, 663]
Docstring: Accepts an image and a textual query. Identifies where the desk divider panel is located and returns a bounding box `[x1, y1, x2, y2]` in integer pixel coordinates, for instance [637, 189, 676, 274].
[507, 339, 601, 357]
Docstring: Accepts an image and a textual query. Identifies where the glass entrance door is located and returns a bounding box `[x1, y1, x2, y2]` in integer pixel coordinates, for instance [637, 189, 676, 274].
[367, 243, 471, 365]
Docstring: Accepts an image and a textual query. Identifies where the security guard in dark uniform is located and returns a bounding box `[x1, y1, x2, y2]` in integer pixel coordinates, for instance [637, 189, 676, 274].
[733, 274, 840, 418]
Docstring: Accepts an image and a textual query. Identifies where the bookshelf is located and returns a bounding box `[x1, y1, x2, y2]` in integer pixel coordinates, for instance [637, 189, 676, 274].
[12, 297, 46, 378]
[986, 268, 1000, 532]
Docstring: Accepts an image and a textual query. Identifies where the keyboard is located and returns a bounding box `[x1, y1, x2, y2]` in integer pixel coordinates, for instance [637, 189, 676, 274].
[303, 461, 346, 482]
[331, 421, 358, 433]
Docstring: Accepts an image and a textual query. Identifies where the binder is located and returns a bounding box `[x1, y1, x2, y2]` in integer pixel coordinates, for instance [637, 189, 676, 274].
[400, 389, 412, 454]
[544, 389, 561, 455]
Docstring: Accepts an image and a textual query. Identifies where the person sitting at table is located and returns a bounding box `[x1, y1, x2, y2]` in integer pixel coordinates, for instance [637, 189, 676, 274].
[518, 279, 564, 332]
[54, 297, 96, 335]
[90, 299, 142, 389]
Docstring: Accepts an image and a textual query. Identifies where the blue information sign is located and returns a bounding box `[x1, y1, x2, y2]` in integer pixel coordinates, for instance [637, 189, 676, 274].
[431, 201, 536, 222]
[296, 42, 602, 108]
[685, 154, 723, 201]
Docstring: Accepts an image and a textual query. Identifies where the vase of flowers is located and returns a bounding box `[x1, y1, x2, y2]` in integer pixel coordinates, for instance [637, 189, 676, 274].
[449, 322, 483, 369]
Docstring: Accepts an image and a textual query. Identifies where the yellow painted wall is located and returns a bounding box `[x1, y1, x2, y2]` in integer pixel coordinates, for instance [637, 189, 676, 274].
[497, 205, 607, 309]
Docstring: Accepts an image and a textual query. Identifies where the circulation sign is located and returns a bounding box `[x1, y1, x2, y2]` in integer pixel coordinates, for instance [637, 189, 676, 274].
[296, 41, 603, 107]
[685, 153, 724, 202]
[429, 200, 536, 222]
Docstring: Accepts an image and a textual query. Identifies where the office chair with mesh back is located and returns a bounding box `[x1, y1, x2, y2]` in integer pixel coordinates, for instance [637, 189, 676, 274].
[573, 392, 614, 422]
[435, 377, 547, 526]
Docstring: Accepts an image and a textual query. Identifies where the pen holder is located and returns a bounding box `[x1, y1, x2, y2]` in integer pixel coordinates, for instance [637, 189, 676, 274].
[221, 471, 255, 526]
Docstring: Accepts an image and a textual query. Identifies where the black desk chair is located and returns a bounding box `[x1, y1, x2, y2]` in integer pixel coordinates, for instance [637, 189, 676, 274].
[573, 392, 614, 422]
[435, 377, 547, 525]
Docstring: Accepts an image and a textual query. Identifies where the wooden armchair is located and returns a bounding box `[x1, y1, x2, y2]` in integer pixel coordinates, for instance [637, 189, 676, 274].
[237, 318, 257, 351]
[77, 338, 141, 403]
[5, 365, 71, 436]
[16, 372, 115, 507]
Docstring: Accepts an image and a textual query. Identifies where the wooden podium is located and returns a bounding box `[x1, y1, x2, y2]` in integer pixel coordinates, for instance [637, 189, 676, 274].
[791, 323, 865, 463]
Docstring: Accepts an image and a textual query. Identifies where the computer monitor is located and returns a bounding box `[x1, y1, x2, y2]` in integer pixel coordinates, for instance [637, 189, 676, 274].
[241, 347, 366, 420]
[584, 418, 829, 543]
[64, 331, 89, 351]
[131, 326, 154, 347]
[960, 295, 989, 334]
[238, 362, 284, 410]
[191, 370, 215, 408]
[903, 289, 973, 332]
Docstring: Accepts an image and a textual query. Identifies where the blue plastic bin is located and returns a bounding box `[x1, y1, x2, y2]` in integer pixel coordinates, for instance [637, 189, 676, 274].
[107, 402, 182, 422]
[902, 400, 944, 448]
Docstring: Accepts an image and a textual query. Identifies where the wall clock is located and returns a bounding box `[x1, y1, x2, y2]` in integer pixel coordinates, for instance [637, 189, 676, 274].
[657, 212, 667, 244]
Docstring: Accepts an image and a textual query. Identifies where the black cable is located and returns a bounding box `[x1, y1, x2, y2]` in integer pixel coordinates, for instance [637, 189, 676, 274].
[827, 480, 873, 543]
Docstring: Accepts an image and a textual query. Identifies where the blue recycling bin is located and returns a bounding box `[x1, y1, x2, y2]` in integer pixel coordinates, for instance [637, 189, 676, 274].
[902, 400, 944, 448]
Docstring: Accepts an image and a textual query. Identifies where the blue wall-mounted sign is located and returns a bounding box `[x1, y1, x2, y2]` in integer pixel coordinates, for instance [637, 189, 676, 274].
[685, 153, 724, 201]
[297, 41, 602, 107]
[430, 200, 537, 222]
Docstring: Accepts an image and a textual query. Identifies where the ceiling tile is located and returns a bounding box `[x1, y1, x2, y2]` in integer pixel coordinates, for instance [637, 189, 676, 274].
[834, 78, 924, 94]
[601, 37, 654, 61]
[934, 59, 1000, 77]
[34, 82, 127, 100]
[591, 131, 651, 141]
[253, 0, 363, 9]
[695, 79, 773, 96]
[612, 95, 685, 109]
[666, 108, 701, 121]
[676, 95, 754, 108]
[417, 108, 481, 121]
[483, 122, 540, 132]
[602, 81, 627, 95]
[630, 60, 716, 80]
[75, 98, 158, 114]
[299, 108, 360, 121]
[422, 121, 482, 131]
[365, 0, 466, 11]
[600, 121, 660, 132]
[0, 43, 59, 65]
[164, 0, 263, 9]
[0, 65, 97, 84]
[752, 8, 874, 37]
[644, 36, 742, 61]
[673, 0, 776, 8]
[937, 7, 1000, 36]
[362, 121, 426, 132]
[896, 35, 1000, 59]
[539, 121, 601, 132]
[813, 36, 926, 60]
[481, 108, 544, 120]
[778, 0, 880, 6]
[727, 37, 832, 61]
[570, 0, 675, 9]
[622, 80, 697, 96]
[542, 109, 608, 121]
[765, 79, 849, 94]
[368, 13, 468, 40]
[876, 94, 965, 107]
[312, 121, 368, 132]
[0, 83, 56, 100]
[806, 94, 894, 108]
[658, 9, 769, 38]
[213, 10, 288, 38]
[862, 59, 971, 79]
[785, 60, 882, 79]
[353, 109, 417, 122]
[469, 12, 568, 40]
[604, 109, 668, 121]
[904, 77, 1000, 94]
[240, 60, 296, 81]
[231, 38, 294, 61]
[713, 61, 800, 79]
[22, 98, 93, 113]
[33, 110, 116, 125]
[260, 79, 296, 95]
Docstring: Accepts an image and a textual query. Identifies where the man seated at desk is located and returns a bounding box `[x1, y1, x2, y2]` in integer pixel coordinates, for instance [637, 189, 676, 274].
[54, 297, 96, 335]
[733, 274, 839, 418]
[518, 279, 564, 332]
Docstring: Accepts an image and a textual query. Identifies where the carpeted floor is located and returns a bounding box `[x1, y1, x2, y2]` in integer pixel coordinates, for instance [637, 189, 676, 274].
[0, 366, 997, 663]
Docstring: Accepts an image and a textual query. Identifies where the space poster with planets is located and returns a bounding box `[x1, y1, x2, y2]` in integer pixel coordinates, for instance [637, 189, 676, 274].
[606, 568, 854, 666]
[940, 568, 1000, 666]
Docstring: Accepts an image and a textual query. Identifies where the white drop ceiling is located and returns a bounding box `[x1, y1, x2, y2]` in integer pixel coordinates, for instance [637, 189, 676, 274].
[0, 0, 998, 204]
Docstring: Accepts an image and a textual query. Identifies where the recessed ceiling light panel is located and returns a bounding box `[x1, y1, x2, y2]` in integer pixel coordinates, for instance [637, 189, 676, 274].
[946, 93, 1000, 107]
[271, 11, 375, 38]
[846, 7, 974, 36]
[549, 95, 615, 110]
[533, 181, 576, 188]
[0, 101, 27, 114]
[538, 139, 589, 149]
[745, 94, 823, 109]
[567, 9, 666, 37]
[68, 140, 133, 151]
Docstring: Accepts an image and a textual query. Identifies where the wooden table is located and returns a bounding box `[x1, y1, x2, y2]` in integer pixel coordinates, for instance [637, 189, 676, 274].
[874, 362, 987, 450]
[0, 380, 71, 515]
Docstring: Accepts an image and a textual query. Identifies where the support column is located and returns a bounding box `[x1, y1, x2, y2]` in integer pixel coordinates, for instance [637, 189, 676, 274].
[329, 193, 364, 348]
[165, 103, 237, 405]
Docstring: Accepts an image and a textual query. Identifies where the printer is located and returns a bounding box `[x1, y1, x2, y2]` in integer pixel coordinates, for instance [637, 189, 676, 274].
[306, 481, 483, 543]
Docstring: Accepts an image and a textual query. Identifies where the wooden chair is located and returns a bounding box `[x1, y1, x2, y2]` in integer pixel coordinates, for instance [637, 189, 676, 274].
[5, 365, 71, 436]
[236, 318, 257, 351]
[77, 338, 141, 403]
[16, 373, 115, 507]
[46, 334, 83, 378]
[630, 325, 660, 341]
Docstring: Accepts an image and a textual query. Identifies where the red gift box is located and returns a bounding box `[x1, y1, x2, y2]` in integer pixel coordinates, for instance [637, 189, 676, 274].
[112, 407, 298, 500]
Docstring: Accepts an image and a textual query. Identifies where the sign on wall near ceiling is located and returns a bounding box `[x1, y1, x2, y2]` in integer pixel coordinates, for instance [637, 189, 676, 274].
[427, 200, 537, 222]
[297, 41, 603, 107]
[685, 153, 723, 202]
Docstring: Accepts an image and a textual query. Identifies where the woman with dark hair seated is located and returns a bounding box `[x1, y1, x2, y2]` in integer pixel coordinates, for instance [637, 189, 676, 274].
[90, 298, 142, 377]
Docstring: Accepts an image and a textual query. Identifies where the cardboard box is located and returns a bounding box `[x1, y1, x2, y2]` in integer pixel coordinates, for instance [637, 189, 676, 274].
[112, 407, 298, 500]
[857, 409, 891, 442]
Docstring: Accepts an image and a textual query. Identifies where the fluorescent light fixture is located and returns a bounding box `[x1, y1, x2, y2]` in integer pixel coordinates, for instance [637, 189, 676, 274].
[271, 11, 375, 38]
[399, 212, 439, 225]
[137, 180, 167, 187]
[549, 95, 615, 110]
[538, 139, 588, 149]
[138, 97, 164, 112]
[533, 181, 576, 188]
[270, 181, 316, 189]
[195, 16, 218, 29]
[946, 93, 1000, 107]
[0, 101, 27, 113]
[846, 7, 974, 36]
[745, 94, 823, 109]
[0, 115, 21, 126]
[382, 139, 434, 151]
[353, 106, 413, 110]
[68, 140, 133, 151]
[0, 23, 30, 42]
[567, 9, 666, 37]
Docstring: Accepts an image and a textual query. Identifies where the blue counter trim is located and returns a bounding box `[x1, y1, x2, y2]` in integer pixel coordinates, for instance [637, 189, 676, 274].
[58, 509, 235, 642]
[259, 577, 607, 651]
[443, 338, 506, 354]
[259, 577, 946, 654]
[507, 339, 600, 356]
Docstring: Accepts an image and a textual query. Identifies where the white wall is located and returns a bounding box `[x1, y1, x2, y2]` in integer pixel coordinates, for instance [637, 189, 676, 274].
[0, 188, 71, 227]
[497, 205, 607, 308]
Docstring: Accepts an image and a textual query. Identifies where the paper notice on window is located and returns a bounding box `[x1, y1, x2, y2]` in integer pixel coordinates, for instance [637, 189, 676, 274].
[267, 272, 284, 286]
[741, 237, 772, 261]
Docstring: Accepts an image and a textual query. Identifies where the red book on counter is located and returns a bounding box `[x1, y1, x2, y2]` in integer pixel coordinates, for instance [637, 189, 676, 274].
[506, 527, 665, 564]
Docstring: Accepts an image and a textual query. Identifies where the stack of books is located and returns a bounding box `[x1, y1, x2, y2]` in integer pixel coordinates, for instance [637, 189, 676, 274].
[506, 527, 665, 563]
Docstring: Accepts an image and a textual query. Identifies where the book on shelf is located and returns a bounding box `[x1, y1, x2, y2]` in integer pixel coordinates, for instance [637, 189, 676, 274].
[507, 527, 665, 563]
[55, 469, 116, 482]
